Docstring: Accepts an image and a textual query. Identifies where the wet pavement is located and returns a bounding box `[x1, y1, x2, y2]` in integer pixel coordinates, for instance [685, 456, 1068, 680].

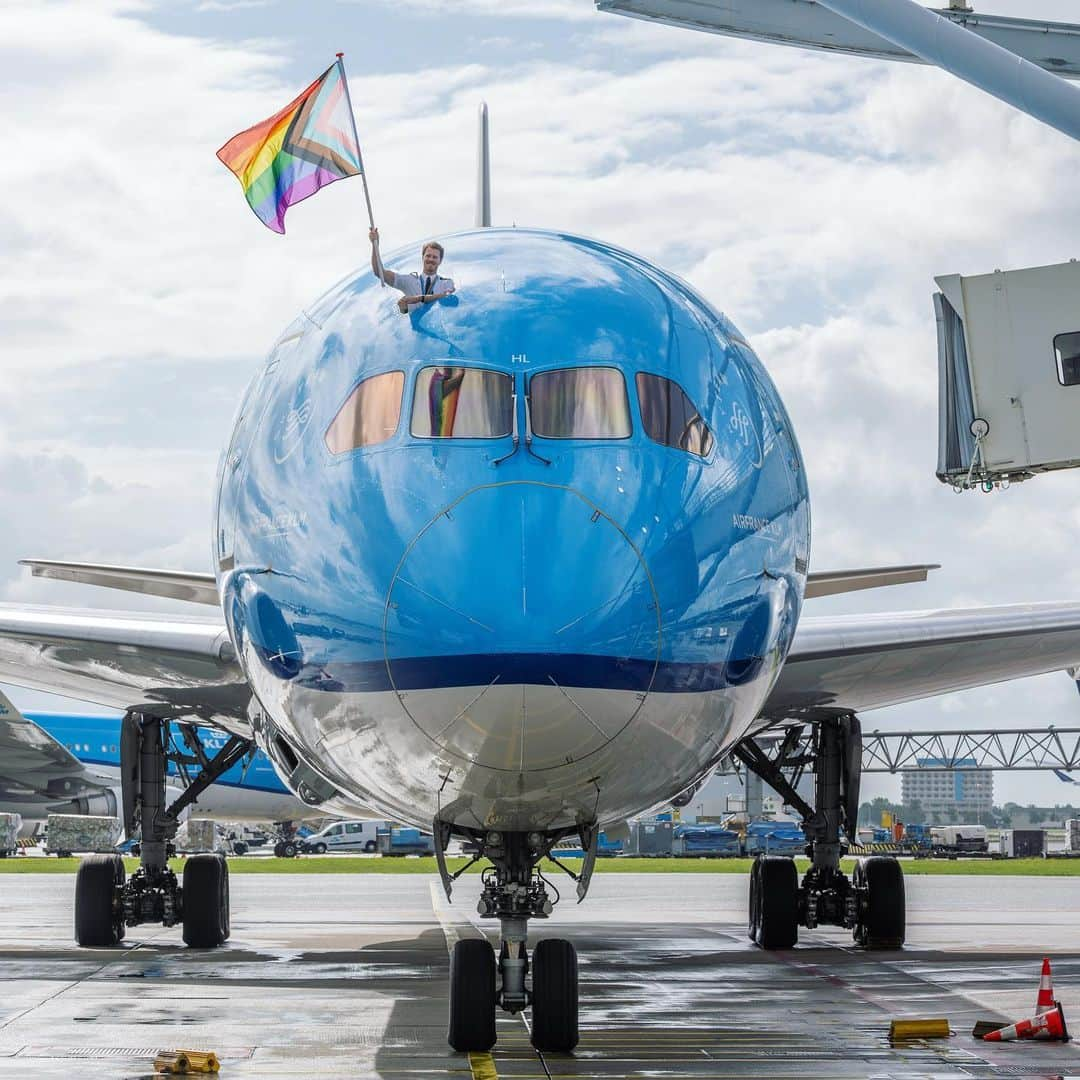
[1, 871, 1079, 1077]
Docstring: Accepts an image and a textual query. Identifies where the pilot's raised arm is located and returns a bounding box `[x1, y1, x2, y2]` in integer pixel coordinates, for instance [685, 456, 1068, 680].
[370, 229, 455, 314]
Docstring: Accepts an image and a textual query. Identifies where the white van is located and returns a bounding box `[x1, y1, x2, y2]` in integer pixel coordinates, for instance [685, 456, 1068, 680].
[302, 820, 382, 854]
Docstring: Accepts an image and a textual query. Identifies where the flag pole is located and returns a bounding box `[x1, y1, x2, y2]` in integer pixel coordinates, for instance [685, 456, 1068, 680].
[336, 52, 386, 286]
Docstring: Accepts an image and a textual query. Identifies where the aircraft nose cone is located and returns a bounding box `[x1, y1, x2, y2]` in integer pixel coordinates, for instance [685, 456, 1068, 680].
[383, 481, 661, 770]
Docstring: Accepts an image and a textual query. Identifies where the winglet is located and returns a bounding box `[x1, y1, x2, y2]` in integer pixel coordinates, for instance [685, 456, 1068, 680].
[20, 559, 219, 606]
[805, 564, 941, 599]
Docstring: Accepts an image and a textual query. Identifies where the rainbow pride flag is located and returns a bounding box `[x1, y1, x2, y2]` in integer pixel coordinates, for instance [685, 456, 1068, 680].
[217, 58, 362, 234]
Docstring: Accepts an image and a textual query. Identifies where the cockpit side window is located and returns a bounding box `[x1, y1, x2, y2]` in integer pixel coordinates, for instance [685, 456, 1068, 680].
[325, 370, 404, 454]
[411, 367, 513, 438]
[636, 372, 714, 458]
[529, 367, 631, 439]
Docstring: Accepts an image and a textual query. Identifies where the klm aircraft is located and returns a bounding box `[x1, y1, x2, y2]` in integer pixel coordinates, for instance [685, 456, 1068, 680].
[0, 691, 308, 827]
[2, 123, 1080, 1055]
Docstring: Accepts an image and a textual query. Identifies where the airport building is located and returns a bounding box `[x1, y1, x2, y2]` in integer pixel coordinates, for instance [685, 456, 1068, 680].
[901, 758, 993, 822]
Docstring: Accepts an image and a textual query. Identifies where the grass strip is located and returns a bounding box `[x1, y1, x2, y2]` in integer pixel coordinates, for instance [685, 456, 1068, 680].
[2, 855, 1080, 875]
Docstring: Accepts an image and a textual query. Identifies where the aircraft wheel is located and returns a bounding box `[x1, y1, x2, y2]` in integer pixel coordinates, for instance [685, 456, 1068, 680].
[448, 938, 496, 1052]
[853, 856, 905, 950]
[753, 856, 798, 949]
[747, 856, 762, 941]
[75, 854, 125, 946]
[530, 938, 579, 1052]
[183, 854, 230, 948]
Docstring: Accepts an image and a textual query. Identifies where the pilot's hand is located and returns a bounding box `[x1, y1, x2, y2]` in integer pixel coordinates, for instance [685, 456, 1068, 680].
[369, 227, 379, 245]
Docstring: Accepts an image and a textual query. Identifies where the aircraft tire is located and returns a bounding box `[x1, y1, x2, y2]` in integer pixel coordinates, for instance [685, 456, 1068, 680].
[530, 938, 579, 1052]
[854, 856, 905, 950]
[75, 854, 124, 947]
[747, 857, 761, 941]
[754, 856, 798, 949]
[183, 854, 230, 948]
[447, 938, 496, 1052]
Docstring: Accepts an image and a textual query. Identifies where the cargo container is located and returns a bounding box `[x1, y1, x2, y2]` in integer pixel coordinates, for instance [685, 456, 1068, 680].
[0, 813, 21, 857]
[1065, 819, 1080, 854]
[672, 824, 741, 857]
[744, 821, 805, 856]
[45, 814, 121, 856]
[376, 825, 435, 855]
[999, 829, 1046, 858]
[176, 818, 224, 854]
[632, 819, 673, 856]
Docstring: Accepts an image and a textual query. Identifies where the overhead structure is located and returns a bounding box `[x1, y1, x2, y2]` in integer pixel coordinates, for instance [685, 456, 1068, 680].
[597, 0, 1080, 142]
[724, 724, 1080, 774]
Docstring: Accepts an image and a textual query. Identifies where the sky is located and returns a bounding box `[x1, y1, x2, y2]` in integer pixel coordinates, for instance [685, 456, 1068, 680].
[3, 0, 1080, 807]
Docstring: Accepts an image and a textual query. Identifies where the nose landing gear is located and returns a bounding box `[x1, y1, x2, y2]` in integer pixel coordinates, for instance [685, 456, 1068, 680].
[735, 714, 906, 951]
[435, 822, 591, 1053]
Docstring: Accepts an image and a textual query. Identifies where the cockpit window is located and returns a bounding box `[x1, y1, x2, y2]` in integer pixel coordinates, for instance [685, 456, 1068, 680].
[411, 366, 513, 438]
[636, 372, 714, 458]
[529, 367, 631, 439]
[325, 370, 404, 453]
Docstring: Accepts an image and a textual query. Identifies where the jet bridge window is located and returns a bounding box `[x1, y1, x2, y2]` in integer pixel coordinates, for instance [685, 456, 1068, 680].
[325, 370, 404, 453]
[636, 372, 714, 458]
[529, 366, 631, 439]
[1054, 332, 1080, 386]
[411, 366, 513, 438]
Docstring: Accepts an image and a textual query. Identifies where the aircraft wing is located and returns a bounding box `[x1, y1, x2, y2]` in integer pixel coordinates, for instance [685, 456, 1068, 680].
[762, 601, 1080, 720]
[0, 604, 251, 735]
[0, 688, 82, 774]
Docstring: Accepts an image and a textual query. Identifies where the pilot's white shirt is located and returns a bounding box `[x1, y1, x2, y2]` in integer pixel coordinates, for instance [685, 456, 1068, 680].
[395, 271, 454, 298]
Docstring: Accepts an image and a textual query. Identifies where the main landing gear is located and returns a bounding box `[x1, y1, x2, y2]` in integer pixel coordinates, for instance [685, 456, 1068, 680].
[735, 714, 905, 951]
[74, 712, 251, 949]
[434, 821, 593, 1053]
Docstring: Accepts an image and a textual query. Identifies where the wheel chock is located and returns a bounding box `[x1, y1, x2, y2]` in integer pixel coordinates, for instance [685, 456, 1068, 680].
[889, 1018, 951, 1040]
[153, 1049, 221, 1074]
[972, 1020, 1005, 1039]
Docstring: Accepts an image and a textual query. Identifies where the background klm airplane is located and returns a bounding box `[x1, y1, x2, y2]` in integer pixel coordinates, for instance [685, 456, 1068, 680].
[1, 114, 1080, 1055]
[0, 690, 310, 828]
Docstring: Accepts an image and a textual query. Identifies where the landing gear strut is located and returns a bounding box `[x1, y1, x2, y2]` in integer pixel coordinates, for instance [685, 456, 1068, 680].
[435, 821, 589, 1053]
[74, 711, 252, 948]
[735, 714, 905, 951]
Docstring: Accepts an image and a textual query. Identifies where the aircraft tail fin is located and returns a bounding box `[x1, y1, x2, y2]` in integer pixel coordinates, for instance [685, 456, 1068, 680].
[476, 101, 491, 227]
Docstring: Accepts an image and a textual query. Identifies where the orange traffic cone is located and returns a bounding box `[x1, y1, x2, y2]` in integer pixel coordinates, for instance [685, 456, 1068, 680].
[1035, 957, 1055, 1015]
[983, 1002, 1069, 1042]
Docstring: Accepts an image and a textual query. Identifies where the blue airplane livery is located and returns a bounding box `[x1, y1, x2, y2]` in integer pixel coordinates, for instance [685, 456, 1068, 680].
[0, 692, 307, 826]
[4, 116, 1080, 1054]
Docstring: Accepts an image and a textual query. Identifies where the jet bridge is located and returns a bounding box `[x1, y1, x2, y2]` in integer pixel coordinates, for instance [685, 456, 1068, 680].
[935, 259, 1080, 491]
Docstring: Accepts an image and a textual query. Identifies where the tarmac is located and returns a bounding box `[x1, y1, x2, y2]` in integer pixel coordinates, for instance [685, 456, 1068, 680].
[1, 871, 1079, 1078]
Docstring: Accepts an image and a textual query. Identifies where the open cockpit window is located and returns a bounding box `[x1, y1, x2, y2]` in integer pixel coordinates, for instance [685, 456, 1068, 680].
[1054, 332, 1080, 386]
[529, 367, 631, 439]
[325, 370, 404, 454]
[636, 372, 714, 458]
[411, 367, 513, 438]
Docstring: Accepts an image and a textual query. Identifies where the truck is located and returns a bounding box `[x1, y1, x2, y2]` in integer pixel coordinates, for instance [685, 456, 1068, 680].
[930, 824, 989, 854]
[297, 820, 382, 855]
[376, 825, 435, 856]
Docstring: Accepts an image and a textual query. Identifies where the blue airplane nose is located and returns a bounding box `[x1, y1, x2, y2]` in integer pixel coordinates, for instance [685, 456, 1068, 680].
[383, 482, 661, 770]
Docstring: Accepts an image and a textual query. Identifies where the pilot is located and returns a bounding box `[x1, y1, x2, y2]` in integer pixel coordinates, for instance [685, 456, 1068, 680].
[369, 227, 455, 314]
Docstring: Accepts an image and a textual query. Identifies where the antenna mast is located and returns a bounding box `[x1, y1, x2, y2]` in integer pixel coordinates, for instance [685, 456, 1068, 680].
[476, 102, 492, 228]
